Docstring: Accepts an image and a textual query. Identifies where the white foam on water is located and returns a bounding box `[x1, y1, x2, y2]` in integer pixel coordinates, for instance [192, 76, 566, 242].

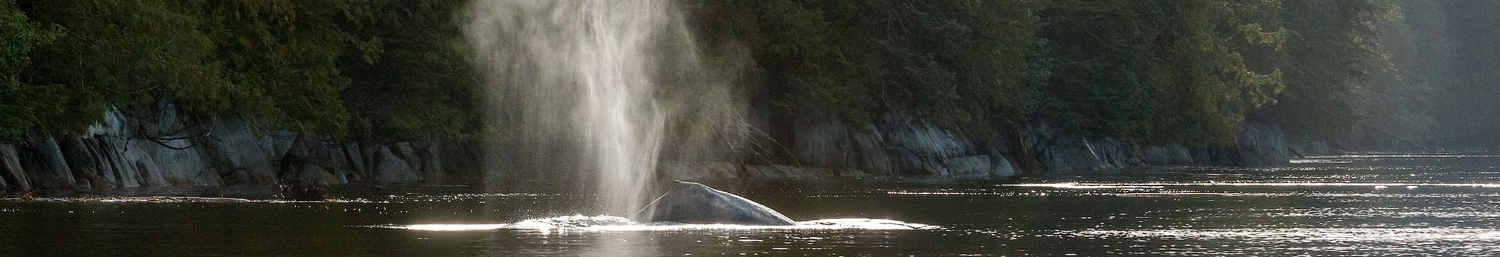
[1005, 183, 1165, 189]
[365, 215, 940, 233]
[388, 224, 511, 231]
[1289, 159, 1354, 164]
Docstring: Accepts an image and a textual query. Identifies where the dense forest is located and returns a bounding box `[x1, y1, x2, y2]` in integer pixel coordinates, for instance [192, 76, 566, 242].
[1353, 0, 1500, 150]
[691, 0, 1394, 148]
[0, 0, 478, 143]
[0, 0, 1494, 151]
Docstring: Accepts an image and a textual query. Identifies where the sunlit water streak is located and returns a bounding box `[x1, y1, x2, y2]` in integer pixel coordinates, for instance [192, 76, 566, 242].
[364, 215, 939, 233]
[1304, 153, 1500, 159]
[7, 154, 1500, 256]
[1289, 159, 1354, 164]
[1005, 182, 1500, 188]
[1073, 228, 1500, 255]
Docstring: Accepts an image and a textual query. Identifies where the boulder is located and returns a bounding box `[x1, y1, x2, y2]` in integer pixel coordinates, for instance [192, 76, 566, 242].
[1, 144, 31, 190]
[80, 139, 122, 187]
[208, 117, 291, 185]
[1094, 137, 1145, 168]
[880, 113, 972, 175]
[941, 155, 991, 176]
[25, 137, 76, 189]
[1035, 136, 1107, 172]
[1191, 148, 1212, 164]
[101, 138, 143, 188]
[341, 142, 367, 180]
[789, 120, 912, 176]
[135, 157, 170, 187]
[141, 138, 213, 186]
[420, 138, 442, 184]
[375, 145, 420, 183]
[397, 142, 422, 174]
[293, 164, 339, 186]
[1146, 144, 1196, 165]
[1236, 122, 1289, 166]
[326, 142, 351, 183]
[1026, 121, 1145, 173]
[792, 111, 857, 169]
[790, 111, 986, 177]
[1168, 145, 1194, 165]
[880, 114, 970, 160]
[62, 137, 108, 187]
[991, 155, 1017, 178]
[850, 125, 892, 175]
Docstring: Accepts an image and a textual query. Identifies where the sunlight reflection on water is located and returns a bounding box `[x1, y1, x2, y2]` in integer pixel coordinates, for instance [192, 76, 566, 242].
[1004, 182, 1500, 188]
[365, 215, 940, 233]
[1074, 228, 1500, 255]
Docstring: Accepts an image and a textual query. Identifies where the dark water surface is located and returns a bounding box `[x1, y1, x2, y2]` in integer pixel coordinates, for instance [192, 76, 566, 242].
[4, 154, 1500, 256]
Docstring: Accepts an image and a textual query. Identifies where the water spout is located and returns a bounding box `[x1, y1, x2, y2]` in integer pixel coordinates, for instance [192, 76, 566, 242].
[465, 0, 676, 215]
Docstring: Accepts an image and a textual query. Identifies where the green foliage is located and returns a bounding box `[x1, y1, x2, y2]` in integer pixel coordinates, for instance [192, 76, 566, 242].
[696, 0, 1389, 147]
[692, 0, 1041, 137]
[197, 0, 366, 134]
[0, 0, 1406, 150]
[0, 0, 63, 140]
[1362, 0, 1500, 149]
[24, 0, 229, 132]
[2, 0, 477, 143]
[1034, 0, 1287, 146]
[336, 1, 477, 142]
[1267, 0, 1394, 143]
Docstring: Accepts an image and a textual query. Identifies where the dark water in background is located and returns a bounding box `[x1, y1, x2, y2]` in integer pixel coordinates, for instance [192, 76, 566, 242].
[4, 154, 1500, 256]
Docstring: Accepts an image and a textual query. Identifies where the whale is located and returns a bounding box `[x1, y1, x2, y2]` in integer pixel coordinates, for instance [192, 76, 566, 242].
[633, 181, 796, 225]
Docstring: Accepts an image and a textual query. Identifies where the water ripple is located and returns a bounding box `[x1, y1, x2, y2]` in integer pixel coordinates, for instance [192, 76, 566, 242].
[1074, 228, 1500, 255]
[363, 215, 940, 233]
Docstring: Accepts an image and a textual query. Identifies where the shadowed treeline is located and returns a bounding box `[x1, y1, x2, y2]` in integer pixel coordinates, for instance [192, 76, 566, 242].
[687, 0, 1390, 150]
[1350, 0, 1500, 151]
[0, 0, 477, 144]
[3, 0, 1480, 168]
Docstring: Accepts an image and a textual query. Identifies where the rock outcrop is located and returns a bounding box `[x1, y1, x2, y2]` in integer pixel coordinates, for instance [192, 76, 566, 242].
[1021, 122, 1146, 173]
[1235, 122, 1290, 166]
[1, 102, 1295, 192]
[0, 104, 479, 192]
[790, 112, 999, 178]
[784, 111, 1291, 178]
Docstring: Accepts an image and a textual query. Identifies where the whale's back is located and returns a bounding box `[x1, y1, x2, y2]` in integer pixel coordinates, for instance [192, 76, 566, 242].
[634, 182, 795, 225]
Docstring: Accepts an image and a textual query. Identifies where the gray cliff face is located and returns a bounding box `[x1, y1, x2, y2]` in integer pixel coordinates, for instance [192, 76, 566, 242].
[1025, 122, 1140, 173]
[0, 104, 477, 192]
[4, 103, 1294, 192]
[1145, 145, 1195, 165]
[1236, 122, 1289, 166]
[787, 111, 1001, 179]
[664, 114, 1293, 180]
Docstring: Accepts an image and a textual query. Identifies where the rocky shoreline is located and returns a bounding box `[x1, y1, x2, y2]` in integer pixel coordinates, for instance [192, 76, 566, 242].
[0, 103, 480, 193]
[0, 104, 1303, 193]
[661, 113, 1302, 181]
